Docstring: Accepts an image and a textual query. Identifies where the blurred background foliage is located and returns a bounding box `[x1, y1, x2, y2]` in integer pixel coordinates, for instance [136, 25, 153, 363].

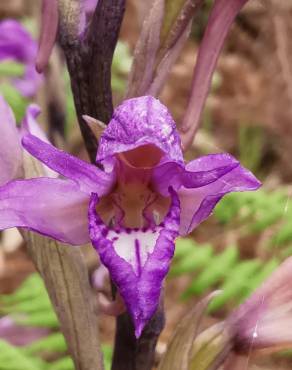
[0, 274, 113, 370]
[1, 1, 292, 370]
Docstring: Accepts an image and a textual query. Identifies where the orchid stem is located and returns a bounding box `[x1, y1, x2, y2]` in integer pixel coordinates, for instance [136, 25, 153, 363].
[112, 302, 165, 370]
[57, 1, 166, 368]
[57, 0, 126, 162]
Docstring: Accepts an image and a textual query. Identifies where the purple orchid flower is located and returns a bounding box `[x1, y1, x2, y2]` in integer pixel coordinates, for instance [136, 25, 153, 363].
[0, 20, 43, 97]
[0, 96, 260, 337]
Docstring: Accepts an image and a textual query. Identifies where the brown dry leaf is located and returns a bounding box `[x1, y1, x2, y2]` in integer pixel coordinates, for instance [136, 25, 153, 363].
[22, 152, 104, 370]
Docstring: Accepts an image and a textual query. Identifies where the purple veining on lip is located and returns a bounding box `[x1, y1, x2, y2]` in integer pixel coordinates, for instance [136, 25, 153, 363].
[0, 95, 261, 336]
[0, 20, 43, 97]
[135, 239, 143, 277]
[89, 188, 180, 337]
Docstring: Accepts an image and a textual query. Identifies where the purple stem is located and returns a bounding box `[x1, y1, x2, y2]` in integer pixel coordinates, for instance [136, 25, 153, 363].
[57, 2, 165, 369]
[58, 0, 126, 162]
[111, 301, 165, 370]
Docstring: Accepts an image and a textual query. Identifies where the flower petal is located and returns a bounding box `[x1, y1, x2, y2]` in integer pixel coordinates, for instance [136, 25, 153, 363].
[89, 188, 180, 337]
[20, 104, 47, 142]
[20, 105, 58, 178]
[0, 20, 36, 62]
[84, 0, 99, 14]
[178, 155, 261, 234]
[0, 20, 42, 97]
[22, 134, 115, 195]
[97, 96, 183, 168]
[0, 95, 22, 185]
[0, 177, 89, 245]
[152, 153, 239, 196]
[13, 64, 43, 98]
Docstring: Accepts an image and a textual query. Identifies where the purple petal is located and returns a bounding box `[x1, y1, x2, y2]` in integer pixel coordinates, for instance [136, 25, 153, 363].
[0, 95, 22, 185]
[0, 20, 37, 62]
[89, 188, 180, 337]
[180, 0, 248, 150]
[152, 154, 239, 196]
[20, 104, 47, 141]
[0, 316, 49, 347]
[20, 105, 58, 178]
[178, 154, 261, 235]
[0, 20, 42, 97]
[22, 134, 115, 195]
[84, 0, 99, 14]
[0, 178, 89, 245]
[97, 96, 183, 168]
[13, 64, 43, 98]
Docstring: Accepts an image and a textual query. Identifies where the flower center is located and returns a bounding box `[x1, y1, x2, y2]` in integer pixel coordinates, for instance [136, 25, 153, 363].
[96, 156, 170, 229]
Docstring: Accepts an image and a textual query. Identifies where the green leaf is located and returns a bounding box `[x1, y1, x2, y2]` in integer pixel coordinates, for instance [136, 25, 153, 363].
[250, 210, 284, 233]
[0, 274, 46, 305]
[272, 222, 292, 246]
[208, 259, 261, 312]
[182, 246, 238, 298]
[0, 340, 46, 370]
[174, 237, 196, 258]
[171, 244, 213, 276]
[112, 42, 132, 75]
[0, 62, 25, 77]
[102, 345, 113, 370]
[47, 357, 74, 370]
[14, 310, 59, 328]
[0, 83, 28, 122]
[241, 258, 279, 300]
[23, 332, 67, 355]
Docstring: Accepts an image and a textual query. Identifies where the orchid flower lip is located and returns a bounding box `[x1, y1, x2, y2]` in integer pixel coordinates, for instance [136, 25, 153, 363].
[88, 187, 181, 337]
